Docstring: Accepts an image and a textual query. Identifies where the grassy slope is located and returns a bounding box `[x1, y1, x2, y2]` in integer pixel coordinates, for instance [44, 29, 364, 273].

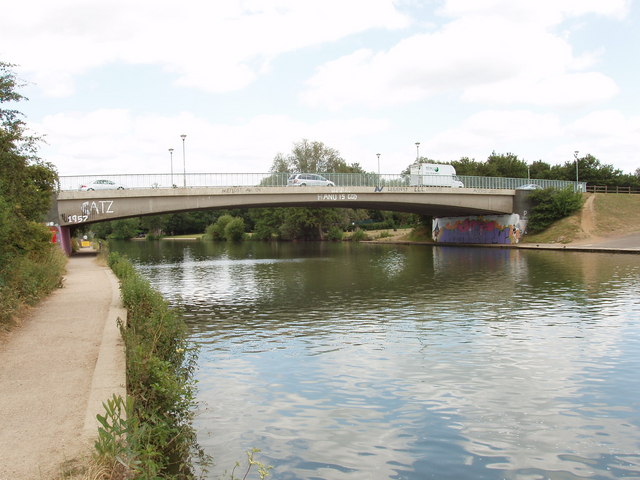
[523, 193, 640, 244]
[591, 194, 640, 236]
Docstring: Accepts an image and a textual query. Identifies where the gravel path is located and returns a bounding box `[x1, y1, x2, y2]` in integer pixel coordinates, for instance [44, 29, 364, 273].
[0, 250, 126, 480]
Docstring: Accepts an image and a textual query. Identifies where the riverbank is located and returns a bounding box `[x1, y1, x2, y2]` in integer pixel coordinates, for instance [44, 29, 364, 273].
[365, 193, 640, 253]
[0, 249, 126, 480]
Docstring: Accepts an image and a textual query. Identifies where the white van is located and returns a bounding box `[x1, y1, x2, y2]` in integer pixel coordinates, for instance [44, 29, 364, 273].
[409, 163, 464, 188]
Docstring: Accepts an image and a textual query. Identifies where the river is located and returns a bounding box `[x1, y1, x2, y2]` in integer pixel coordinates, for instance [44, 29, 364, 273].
[111, 240, 640, 480]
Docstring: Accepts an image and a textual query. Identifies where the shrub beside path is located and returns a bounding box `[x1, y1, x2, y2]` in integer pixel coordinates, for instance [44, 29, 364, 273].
[0, 249, 126, 480]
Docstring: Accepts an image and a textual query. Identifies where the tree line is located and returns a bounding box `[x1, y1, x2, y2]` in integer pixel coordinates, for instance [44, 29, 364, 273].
[407, 151, 640, 188]
[0, 62, 64, 325]
[91, 140, 639, 240]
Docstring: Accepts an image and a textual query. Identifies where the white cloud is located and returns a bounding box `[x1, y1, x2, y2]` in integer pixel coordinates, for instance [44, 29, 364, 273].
[301, 4, 621, 110]
[420, 110, 563, 161]
[462, 72, 619, 107]
[563, 110, 640, 172]
[34, 110, 391, 176]
[438, 0, 630, 25]
[415, 109, 640, 174]
[3, 0, 637, 178]
[1, 0, 409, 97]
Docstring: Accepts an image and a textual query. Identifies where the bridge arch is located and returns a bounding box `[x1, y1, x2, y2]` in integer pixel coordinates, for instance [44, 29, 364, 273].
[54, 186, 516, 228]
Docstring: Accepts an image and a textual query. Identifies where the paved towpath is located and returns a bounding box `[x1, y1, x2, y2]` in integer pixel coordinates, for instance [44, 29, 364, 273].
[0, 249, 126, 480]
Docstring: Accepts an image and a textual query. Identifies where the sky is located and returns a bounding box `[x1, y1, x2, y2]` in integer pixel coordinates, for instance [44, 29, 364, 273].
[2, 0, 639, 177]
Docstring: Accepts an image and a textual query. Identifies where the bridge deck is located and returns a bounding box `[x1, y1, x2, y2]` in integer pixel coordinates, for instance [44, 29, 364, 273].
[54, 186, 517, 227]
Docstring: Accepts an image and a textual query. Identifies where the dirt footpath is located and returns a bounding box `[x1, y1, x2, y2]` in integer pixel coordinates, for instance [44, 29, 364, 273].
[0, 250, 126, 480]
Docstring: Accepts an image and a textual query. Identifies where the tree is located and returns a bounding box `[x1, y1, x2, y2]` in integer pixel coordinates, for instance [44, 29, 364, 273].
[270, 139, 363, 174]
[1, 61, 63, 324]
[140, 214, 167, 237]
[249, 208, 285, 241]
[108, 218, 140, 239]
[206, 214, 234, 240]
[450, 157, 484, 176]
[1, 63, 58, 223]
[224, 217, 246, 242]
[483, 152, 528, 178]
[262, 140, 371, 240]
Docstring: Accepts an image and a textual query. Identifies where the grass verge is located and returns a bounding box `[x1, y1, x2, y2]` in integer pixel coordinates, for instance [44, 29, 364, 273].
[0, 244, 67, 330]
[591, 193, 640, 236]
[89, 251, 208, 479]
[521, 212, 583, 244]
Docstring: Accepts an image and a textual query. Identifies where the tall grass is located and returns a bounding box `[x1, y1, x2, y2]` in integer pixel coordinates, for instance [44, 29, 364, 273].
[0, 244, 66, 327]
[96, 251, 207, 479]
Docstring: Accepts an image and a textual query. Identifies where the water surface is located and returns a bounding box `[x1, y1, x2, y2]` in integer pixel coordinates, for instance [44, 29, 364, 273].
[113, 240, 640, 479]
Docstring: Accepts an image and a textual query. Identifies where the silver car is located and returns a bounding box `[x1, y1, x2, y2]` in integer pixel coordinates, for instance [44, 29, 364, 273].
[79, 179, 126, 191]
[287, 173, 335, 187]
[516, 183, 542, 190]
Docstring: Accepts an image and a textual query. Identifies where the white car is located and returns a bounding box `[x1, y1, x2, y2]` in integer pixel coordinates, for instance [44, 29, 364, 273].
[516, 183, 543, 190]
[287, 173, 335, 187]
[79, 179, 126, 191]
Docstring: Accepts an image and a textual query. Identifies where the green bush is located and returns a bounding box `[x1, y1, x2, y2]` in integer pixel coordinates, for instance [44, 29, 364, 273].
[326, 226, 344, 241]
[225, 217, 246, 242]
[349, 229, 369, 242]
[251, 222, 275, 241]
[206, 214, 234, 240]
[104, 252, 206, 478]
[526, 188, 584, 234]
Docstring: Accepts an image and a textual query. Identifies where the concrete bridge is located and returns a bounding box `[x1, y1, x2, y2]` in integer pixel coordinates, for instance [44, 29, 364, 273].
[55, 185, 524, 225]
[51, 183, 534, 254]
[51, 172, 585, 254]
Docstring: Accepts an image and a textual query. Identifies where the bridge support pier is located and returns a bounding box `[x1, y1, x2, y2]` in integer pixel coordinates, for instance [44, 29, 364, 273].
[432, 213, 527, 244]
[60, 225, 73, 256]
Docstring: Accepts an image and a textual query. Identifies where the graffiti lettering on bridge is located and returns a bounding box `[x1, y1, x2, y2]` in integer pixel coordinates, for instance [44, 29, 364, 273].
[81, 200, 115, 216]
[386, 187, 410, 192]
[221, 187, 264, 194]
[61, 213, 89, 224]
[317, 194, 358, 201]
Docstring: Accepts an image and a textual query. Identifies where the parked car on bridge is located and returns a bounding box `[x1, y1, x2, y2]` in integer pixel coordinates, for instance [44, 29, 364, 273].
[79, 179, 126, 191]
[287, 173, 335, 187]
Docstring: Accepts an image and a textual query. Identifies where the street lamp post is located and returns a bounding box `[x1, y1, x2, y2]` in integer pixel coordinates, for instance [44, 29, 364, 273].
[415, 142, 420, 163]
[574, 150, 579, 192]
[168, 148, 174, 187]
[181, 134, 187, 188]
[377, 153, 381, 186]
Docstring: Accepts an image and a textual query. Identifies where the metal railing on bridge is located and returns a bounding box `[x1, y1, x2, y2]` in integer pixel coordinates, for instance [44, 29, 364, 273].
[57, 172, 583, 192]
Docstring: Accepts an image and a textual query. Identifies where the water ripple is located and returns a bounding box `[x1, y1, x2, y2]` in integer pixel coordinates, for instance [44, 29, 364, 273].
[113, 241, 640, 480]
